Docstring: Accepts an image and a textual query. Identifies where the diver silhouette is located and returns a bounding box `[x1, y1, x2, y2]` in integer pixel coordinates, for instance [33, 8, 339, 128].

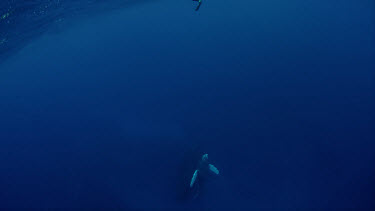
[192, 0, 202, 11]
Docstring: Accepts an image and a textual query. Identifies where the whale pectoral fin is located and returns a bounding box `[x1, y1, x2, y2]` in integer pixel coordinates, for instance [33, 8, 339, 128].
[190, 170, 199, 188]
[209, 164, 219, 175]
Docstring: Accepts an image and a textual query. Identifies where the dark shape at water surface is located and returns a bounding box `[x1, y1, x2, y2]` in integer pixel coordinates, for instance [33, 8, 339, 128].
[0, 0, 152, 64]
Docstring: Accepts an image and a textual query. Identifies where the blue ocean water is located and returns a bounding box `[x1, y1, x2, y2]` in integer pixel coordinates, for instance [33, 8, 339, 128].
[0, 0, 374, 210]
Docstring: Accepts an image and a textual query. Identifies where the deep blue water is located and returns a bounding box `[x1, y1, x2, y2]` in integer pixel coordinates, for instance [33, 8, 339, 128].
[0, 0, 375, 210]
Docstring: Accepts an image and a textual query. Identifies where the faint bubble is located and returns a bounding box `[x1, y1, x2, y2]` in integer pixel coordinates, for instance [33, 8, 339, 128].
[0, 38, 8, 45]
[1, 12, 10, 20]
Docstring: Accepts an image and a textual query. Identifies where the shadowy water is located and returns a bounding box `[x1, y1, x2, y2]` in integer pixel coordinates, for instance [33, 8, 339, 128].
[0, 0, 374, 210]
[0, 0, 153, 63]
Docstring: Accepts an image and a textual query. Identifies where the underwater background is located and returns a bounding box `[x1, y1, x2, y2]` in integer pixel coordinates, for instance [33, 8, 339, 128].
[0, 0, 374, 210]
